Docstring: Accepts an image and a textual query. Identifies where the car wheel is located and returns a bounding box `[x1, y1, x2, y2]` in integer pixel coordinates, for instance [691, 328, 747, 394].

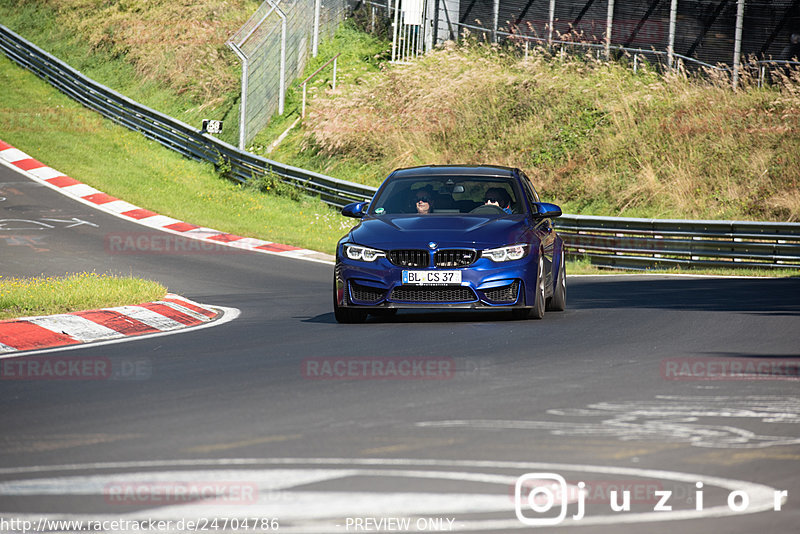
[546, 250, 566, 312]
[333, 277, 368, 324]
[514, 251, 546, 320]
[529, 252, 546, 319]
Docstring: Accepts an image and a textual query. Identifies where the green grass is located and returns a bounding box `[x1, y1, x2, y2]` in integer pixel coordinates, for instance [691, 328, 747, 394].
[0, 273, 167, 321]
[0, 0, 255, 147]
[2, 50, 797, 279]
[0, 53, 355, 255]
[248, 21, 393, 184]
[2, 3, 798, 223]
[1, 7, 798, 279]
[275, 37, 800, 222]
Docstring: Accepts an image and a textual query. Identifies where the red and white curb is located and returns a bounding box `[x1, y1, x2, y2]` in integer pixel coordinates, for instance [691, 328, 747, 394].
[0, 294, 229, 355]
[0, 139, 335, 264]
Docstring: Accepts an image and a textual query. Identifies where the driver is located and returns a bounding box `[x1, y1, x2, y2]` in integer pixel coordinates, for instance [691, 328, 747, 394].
[414, 187, 435, 214]
[484, 187, 513, 214]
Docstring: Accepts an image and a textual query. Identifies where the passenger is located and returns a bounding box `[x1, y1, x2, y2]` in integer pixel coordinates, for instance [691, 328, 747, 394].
[484, 187, 513, 214]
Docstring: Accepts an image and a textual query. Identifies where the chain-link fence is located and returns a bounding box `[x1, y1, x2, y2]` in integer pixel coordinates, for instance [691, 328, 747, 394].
[361, 0, 800, 82]
[228, 0, 349, 149]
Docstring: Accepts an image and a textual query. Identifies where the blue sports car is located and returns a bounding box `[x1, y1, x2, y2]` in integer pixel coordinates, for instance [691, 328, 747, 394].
[334, 165, 566, 323]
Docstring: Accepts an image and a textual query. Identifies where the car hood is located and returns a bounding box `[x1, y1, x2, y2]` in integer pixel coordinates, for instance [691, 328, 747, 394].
[349, 214, 529, 250]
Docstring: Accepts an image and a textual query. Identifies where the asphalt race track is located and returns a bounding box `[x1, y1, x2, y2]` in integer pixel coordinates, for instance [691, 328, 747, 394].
[1, 161, 799, 533]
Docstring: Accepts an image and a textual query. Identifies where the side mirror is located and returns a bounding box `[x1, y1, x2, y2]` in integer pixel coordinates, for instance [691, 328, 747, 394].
[342, 201, 369, 218]
[533, 202, 562, 219]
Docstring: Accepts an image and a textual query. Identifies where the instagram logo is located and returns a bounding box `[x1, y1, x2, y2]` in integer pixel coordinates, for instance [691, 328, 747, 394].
[514, 473, 585, 526]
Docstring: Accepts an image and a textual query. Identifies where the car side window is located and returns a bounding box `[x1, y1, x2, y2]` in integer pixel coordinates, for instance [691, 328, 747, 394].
[520, 174, 540, 209]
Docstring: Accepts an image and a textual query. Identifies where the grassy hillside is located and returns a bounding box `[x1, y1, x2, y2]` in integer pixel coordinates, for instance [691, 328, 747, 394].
[1, 0, 798, 223]
[267, 41, 800, 222]
[0, 0, 257, 146]
[0, 52, 352, 255]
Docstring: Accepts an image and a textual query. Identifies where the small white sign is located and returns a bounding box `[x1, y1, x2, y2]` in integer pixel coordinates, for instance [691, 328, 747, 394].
[202, 120, 223, 134]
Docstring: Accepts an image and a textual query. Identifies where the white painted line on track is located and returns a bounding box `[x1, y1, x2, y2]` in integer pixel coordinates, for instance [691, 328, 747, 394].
[0, 457, 784, 531]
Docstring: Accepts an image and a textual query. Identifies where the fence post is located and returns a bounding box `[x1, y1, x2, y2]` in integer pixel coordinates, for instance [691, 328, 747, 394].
[391, 0, 400, 62]
[313, 0, 321, 57]
[492, 0, 500, 43]
[302, 82, 307, 118]
[605, 0, 614, 59]
[732, 0, 745, 90]
[228, 42, 248, 151]
[548, 0, 555, 45]
[278, 3, 287, 114]
[668, 0, 678, 69]
[433, 0, 440, 46]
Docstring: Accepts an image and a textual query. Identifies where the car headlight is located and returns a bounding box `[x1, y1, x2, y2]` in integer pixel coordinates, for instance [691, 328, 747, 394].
[482, 244, 528, 262]
[344, 244, 386, 262]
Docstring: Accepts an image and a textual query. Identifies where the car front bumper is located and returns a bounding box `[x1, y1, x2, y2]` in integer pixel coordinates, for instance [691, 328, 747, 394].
[335, 249, 540, 310]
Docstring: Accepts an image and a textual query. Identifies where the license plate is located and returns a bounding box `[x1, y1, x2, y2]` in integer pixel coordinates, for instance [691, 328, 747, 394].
[402, 270, 462, 285]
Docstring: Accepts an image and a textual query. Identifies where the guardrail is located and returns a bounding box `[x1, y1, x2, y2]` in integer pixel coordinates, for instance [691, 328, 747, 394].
[556, 215, 800, 270]
[2, 23, 799, 270]
[0, 24, 376, 208]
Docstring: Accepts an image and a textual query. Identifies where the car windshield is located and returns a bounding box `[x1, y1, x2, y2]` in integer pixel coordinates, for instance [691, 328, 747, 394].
[368, 176, 524, 216]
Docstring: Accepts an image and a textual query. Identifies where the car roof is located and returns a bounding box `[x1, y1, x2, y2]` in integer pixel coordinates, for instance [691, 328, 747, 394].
[389, 165, 520, 179]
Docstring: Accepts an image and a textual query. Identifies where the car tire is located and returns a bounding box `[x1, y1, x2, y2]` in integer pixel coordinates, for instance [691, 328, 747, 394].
[515, 252, 546, 320]
[333, 277, 368, 324]
[546, 250, 566, 312]
[529, 252, 546, 319]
